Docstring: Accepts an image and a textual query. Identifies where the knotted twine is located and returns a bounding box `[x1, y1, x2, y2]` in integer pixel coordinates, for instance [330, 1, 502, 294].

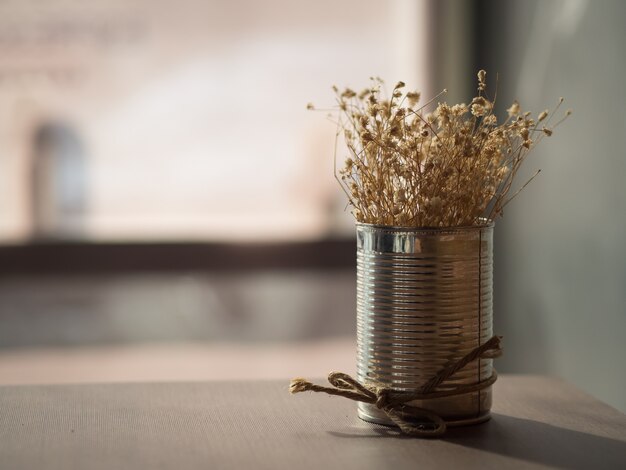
[289, 335, 502, 438]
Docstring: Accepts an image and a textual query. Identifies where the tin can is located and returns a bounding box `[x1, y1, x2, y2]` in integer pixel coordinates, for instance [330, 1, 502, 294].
[356, 222, 494, 426]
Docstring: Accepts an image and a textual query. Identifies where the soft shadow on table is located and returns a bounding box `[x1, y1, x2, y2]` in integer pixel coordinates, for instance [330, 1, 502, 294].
[329, 414, 626, 469]
[446, 414, 626, 469]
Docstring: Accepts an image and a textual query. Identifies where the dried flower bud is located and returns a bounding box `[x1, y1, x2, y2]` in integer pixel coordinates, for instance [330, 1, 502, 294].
[451, 104, 468, 116]
[306, 103, 315, 110]
[406, 91, 420, 107]
[538, 110, 548, 122]
[394, 189, 407, 203]
[542, 127, 553, 136]
[358, 88, 370, 100]
[484, 115, 497, 126]
[507, 101, 520, 117]
[390, 124, 402, 137]
[349, 182, 358, 195]
[470, 96, 492, 117]
[395, 81, 406, 89]
[471, 104, 486, 117]
[477, 70, 487, 91]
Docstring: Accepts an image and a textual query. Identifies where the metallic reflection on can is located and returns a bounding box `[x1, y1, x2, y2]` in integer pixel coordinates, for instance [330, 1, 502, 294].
[356, 222, 494, 426]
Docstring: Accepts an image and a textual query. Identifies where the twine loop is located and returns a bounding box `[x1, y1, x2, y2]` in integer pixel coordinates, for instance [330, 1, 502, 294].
[289, 335, 502, 438]
[375, 388, 391, 410]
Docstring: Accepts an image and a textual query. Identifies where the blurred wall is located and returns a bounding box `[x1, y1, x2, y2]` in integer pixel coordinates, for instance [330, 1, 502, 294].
[477, 0, 626, 411]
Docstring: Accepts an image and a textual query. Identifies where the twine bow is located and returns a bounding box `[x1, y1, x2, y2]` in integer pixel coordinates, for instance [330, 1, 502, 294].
[290, 335, 502, 437]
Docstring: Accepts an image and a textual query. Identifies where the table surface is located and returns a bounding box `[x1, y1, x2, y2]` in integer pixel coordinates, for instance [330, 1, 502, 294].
[1, 375, 625, 470]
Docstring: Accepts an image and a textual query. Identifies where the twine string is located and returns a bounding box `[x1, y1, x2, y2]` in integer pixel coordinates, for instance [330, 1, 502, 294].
[289, 335, 502, 438]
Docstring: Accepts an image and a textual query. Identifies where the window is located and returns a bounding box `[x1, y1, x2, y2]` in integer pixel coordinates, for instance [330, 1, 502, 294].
[0, 0, 430, 242]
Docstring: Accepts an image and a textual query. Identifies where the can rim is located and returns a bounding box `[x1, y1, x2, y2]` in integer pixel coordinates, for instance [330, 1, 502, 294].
[356, 218, 494, 233]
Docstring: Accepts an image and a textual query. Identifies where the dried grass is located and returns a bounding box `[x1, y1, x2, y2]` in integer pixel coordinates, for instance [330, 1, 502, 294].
[310, 71, 570, 227]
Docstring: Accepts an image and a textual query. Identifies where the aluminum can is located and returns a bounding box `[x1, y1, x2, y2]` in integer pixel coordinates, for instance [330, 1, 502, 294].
[356, 222, 494, 426]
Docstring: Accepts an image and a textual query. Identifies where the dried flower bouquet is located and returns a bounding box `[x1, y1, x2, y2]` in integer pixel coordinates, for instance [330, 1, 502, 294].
[311, 70, 570, 227]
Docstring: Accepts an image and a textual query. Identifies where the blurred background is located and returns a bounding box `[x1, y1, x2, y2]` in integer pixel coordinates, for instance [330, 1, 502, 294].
[0, 0, 624, 411]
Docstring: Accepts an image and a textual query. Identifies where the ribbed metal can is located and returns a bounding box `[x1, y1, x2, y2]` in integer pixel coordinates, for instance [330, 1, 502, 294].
[356, 222, 494, 426]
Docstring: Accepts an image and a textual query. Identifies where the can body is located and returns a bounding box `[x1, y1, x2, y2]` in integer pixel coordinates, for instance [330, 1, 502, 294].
[356, 222, 494, 426]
